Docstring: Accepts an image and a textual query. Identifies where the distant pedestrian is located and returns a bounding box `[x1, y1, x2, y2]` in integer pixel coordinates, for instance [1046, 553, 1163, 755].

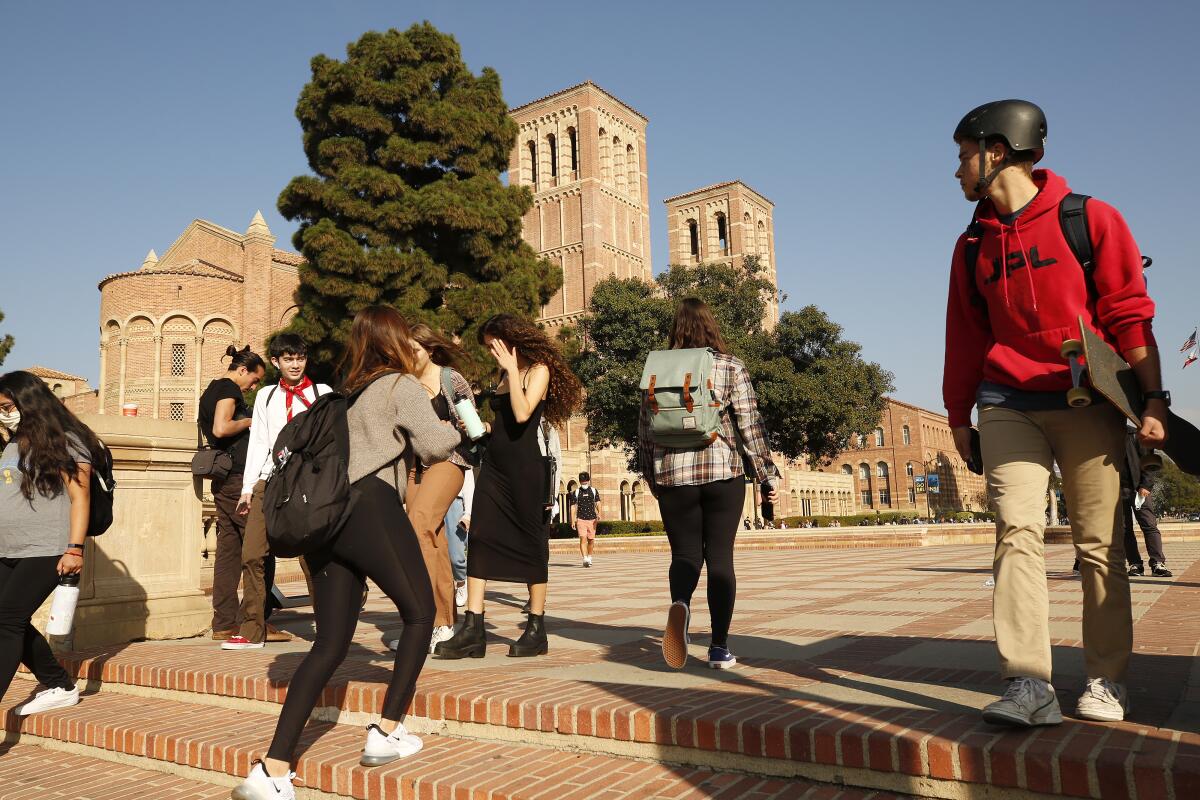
[573, 472, 601, 567]
[1120, 431, 1171, 577]
[639, 299, 779, 671]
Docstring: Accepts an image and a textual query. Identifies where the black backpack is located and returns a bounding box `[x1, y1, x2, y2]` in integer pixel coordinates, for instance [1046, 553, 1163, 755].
[262, 392, 353, 557]
[86, 442, 116, 537]
[963, 193, 1152, 312]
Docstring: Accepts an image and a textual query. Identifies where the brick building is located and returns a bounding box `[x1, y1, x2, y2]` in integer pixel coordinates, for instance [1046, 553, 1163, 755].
[94, 212, 301, 421]
[821, 398, 988, 515]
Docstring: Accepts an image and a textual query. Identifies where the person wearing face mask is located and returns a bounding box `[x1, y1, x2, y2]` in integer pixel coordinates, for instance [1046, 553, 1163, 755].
[198, 345, 266, 643]
[385, 323, 476, 655]
[0, 371, 106, 716]
[221, 334, 330, 651]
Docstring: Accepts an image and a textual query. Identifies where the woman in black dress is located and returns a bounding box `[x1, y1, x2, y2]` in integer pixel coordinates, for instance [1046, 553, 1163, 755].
[435, 314, 580, 659]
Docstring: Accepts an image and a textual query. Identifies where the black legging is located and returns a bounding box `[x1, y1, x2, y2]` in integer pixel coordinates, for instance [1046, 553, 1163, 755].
[267, 476, 434, 761]
[656, 477, 744, 648]
[0, 555, 75, 700]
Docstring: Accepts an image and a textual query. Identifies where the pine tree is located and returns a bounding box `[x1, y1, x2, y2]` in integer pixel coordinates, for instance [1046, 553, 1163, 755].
[0, 307, 13, 368]
[278, 23, 558, 381]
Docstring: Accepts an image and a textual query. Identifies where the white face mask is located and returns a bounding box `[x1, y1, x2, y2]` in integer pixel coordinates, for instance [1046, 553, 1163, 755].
[0, 410, 19, 431]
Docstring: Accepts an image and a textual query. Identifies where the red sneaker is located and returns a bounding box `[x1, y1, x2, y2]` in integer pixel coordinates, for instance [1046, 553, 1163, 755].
[221, 635, 265, 650]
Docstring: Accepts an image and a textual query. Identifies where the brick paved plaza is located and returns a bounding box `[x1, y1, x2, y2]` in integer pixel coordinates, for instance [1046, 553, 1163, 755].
[4, 538, 1199, 799]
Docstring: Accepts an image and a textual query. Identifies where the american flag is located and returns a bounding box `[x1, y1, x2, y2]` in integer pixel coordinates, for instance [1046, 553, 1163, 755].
[1181, 329, 1197, 353]
[1186, 350, 1198, 369]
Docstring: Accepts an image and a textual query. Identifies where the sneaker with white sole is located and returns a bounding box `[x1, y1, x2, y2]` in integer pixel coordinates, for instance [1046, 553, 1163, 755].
[583, 556, 592, 567]
[230, 760, 296, 800]
[222, 635, 265, 651]
[662, 601, 691, 670]
[428, 625, 455, 654]
[982, 677, 1063, 727]
[707, 646, 737, 669]
[1076, 677, 1129, 722]
[13, 686, 80, 716]
[360, 722, 423, 767]
[455, 582, 467, 608]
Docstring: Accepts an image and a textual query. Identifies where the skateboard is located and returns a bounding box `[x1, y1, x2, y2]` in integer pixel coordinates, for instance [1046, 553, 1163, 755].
[1060, 315, 1200, 476]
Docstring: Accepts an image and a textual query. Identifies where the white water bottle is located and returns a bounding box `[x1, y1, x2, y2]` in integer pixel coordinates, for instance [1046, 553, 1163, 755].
[46, 573, 80, 636]
[455, 396, 486, 441]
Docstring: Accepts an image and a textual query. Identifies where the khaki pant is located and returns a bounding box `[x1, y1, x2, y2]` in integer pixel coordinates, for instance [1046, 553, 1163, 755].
[406, 462, 465, 628]
[980, 403, 1132, 683]
[239, 480, 274, 643]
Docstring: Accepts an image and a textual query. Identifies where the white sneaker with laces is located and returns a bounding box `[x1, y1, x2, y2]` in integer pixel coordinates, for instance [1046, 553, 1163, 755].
[455, 582, 467, 608]
[360, 722, 423, 767]
[1076, 677, 1129, 722]
[428, 625, 455, 654]
[230, 760, 296, 800]
[13, 686, 80, 716]
[982, 677, 1063, 727]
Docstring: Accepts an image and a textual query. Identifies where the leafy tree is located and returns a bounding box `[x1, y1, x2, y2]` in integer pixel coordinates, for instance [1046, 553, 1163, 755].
[0, 307, 12, 367]
[1152, 459, 1200, 515]
[278, 23, 558, 382]
[572, 256, 894, 466]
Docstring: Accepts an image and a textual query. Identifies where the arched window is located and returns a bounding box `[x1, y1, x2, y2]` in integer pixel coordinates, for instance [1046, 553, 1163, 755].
[743, 212, 754, 255]
[527, 140, 538, 188]
[546, 133, 558, 179]
[598, 128, 610, 182]
[841, 464, 852, 475]
[877, 462, 889, 479]
[613, 136, 625, 192]
[566, 480, 578, 524]
[874, 427, 885, 447]
[567, 127, 578, 174]
[620, 480, 631, 521]
[902, 425, 911, 445]
[715, 212, 729, 255]
[905, 462, 915, 477]
[626, 144, 637, 199]
[857, 434, 867, 448]
[858, 464, 870, 481]
[757, 220, 768, 263]
[688, 219, 700, 260]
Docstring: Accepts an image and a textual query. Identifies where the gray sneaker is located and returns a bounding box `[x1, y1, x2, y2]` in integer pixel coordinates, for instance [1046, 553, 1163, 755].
[1076, 678, 1129, 722]
[982, 677, 1063, 727]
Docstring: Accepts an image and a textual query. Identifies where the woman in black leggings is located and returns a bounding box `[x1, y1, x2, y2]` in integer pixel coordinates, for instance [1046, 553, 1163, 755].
[233, 307, 459, 800]
[637, 299, 779, 672]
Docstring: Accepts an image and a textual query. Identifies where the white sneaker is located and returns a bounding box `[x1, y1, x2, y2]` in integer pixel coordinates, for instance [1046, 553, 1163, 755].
[230, 760, 296, 800]
[583, 556, 592, 568]
[455, 582, 467, 608]
[360, 722, 423, 767]
[982, 677, 1063, 727]
[428, 625, 455, 654]
[1076, 677, 1129, 722]
[222, 635, 265, 651]
[13, 686, 80, 716]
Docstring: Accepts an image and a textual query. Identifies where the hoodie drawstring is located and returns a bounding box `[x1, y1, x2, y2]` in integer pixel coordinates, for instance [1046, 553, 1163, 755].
[1013, 223, 1039, 312]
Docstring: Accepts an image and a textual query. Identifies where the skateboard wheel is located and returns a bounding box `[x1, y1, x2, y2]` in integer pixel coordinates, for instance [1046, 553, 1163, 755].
[1140, 453, 1163, 473]
[1060, 339, 1084, 360]
[1066, 386, 1093, 408]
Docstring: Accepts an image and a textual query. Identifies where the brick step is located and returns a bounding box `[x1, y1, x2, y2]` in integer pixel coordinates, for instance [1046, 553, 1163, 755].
[1, 683, 903, 800]
[0, 742, 228, 799]
[24, 637, 1196, 800]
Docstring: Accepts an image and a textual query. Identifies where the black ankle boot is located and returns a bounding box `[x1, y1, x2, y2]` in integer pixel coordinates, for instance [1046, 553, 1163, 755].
[508, 612, 548, 657]
[433, 611, 486, 659]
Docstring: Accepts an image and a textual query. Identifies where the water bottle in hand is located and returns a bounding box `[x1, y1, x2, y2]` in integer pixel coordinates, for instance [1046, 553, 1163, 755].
[455, 395, 486, 441]
[47, 573, 81, 636]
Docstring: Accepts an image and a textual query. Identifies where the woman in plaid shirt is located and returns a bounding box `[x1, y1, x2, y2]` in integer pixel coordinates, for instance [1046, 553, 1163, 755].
[639, 299, 780, 670]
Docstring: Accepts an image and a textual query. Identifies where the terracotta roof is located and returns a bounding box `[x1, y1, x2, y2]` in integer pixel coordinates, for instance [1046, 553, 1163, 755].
[509, 80, 648, 122]
[25, 366, 89, 382]
[663, 180, 774, 206]
[272, 249, 305, 267]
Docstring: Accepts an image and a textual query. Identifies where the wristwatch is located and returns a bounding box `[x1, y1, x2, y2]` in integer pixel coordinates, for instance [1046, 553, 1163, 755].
[1143, 390, 1171, 406]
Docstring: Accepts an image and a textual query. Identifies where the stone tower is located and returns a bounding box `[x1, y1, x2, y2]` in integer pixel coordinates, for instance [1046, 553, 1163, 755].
[508, 81, 651, 328]
[664, 181, 778, 327]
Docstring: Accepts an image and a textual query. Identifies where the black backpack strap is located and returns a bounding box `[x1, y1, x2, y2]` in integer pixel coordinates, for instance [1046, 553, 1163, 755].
[1059, 193, 1093, 275]
[962, 215, 988, 316]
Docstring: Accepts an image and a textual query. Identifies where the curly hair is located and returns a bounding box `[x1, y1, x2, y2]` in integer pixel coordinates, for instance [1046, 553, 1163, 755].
[0, 370, 105, 504]
[478, 314, 582, 425]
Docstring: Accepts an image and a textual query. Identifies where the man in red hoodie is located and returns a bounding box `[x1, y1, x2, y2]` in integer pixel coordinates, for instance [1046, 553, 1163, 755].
[944, 100, 1167, 726]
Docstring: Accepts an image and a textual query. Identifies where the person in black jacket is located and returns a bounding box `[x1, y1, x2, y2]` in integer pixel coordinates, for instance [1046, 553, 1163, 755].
[1122, 432, 1171, 578]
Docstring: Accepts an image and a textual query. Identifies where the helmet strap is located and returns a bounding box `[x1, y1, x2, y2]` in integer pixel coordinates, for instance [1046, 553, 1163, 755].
[974, 138, 1010, 195]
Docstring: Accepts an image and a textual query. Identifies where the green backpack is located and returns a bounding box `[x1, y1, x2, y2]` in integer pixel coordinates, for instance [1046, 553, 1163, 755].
[639, 347, 724, 448]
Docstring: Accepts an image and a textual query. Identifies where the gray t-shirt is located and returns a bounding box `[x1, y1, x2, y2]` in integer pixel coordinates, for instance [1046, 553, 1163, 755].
[0, 433, 91, 558]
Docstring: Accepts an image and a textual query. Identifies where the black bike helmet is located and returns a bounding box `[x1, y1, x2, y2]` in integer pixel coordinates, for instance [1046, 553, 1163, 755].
[954, 99, 1047, 192]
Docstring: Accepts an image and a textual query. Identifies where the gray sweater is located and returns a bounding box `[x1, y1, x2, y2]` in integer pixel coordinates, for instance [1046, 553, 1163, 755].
[347, 373, 460, 500]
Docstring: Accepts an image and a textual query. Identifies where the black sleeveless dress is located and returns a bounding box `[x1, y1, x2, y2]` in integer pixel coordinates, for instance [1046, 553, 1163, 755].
[467, 393, 549, 584]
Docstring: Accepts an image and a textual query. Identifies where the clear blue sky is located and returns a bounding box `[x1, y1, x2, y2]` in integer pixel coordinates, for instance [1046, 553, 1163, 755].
[3, 1, 1199, 417]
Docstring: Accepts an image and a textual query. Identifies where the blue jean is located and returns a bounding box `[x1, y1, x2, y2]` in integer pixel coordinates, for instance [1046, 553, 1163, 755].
[444, 497, 468, 582]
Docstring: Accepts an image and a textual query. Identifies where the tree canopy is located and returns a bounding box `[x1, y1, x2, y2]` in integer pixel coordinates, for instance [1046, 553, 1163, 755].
[0, 307, 13, 368]
[1152, 459, 1200, 515]
[278, 23, 558, 382]
[571, 256, 894, 466]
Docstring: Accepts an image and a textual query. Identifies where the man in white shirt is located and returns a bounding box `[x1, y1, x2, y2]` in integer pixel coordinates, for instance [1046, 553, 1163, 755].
[223, 334, 330, 650]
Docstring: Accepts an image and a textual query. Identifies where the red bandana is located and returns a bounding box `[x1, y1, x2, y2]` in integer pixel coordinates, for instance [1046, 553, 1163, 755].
[280, 375, 314, 421]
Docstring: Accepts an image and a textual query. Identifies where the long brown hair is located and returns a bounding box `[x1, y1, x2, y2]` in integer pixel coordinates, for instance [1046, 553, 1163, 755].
[0, 370, 105, 503]
[410, 323, 467, 369]
[339, 306, 417, 394]
[668, 298, 730, 353]
[477, 314, 582, 425]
